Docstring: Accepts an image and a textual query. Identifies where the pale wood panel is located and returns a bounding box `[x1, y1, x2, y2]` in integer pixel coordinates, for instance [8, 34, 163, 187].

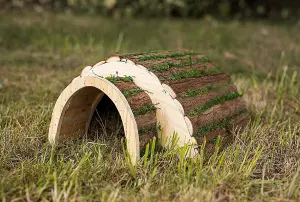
[49, 75, 140, 165]
[60, 121, 87, 134]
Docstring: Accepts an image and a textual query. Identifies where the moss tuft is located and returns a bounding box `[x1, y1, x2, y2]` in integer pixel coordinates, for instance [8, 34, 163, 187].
[106, 75, 133, 83]
[133, 104, 156, 116]
[209, 137, 219, 144]
[188, 91, 242, 116]
[138, 126, 156, 135]
[169, 68, 223, 80]
[122, 88, 144, 98]
[150, 56, 210, 72]
[151, 63, 171, 71]
[121, 50, 160, 57]
[136, 51, 197, 62]
[195, 109, 246, 137]
[179, 83, 231, 98]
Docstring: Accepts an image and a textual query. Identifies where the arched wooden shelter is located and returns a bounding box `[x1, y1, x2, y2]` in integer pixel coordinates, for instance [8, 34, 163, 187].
[49, 50, 249, 164]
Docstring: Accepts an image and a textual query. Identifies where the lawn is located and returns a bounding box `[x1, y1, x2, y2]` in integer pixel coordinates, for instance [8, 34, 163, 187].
[0, 12, 299, 201]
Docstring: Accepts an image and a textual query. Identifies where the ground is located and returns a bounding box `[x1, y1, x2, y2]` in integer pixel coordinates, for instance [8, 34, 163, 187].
[0, 12, 299, 201]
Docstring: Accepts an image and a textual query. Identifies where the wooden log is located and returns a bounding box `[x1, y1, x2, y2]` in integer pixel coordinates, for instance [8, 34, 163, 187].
[48, 50, 249, 165]
[124, 51, 249, 147]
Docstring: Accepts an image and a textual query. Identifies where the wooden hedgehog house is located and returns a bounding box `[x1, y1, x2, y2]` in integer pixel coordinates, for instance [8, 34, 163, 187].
[49, 50, 249, 164]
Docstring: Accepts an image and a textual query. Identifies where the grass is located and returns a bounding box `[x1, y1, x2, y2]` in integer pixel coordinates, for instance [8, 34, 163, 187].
[0, 11, 300, 201]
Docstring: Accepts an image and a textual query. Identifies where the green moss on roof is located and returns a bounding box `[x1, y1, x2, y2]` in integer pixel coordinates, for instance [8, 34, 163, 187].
[106, 75, 133, 83]
[188, 91, 242, 116]
[209, 137, 219, 144]
[122, 88, 144, 98]
[138, 126, 156, 135]
[179, 83, 231, 98]
[121, 50, 160, 57]
[169, 68, 223, 80]
[150, 56, 210, 72]
[133, 104, 156, 116]
[136, 51, 197, 62]
[195, 109, 246, 137]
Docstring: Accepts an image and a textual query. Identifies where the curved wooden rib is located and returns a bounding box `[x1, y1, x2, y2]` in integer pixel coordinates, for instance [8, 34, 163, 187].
[48, 76, 140, 164]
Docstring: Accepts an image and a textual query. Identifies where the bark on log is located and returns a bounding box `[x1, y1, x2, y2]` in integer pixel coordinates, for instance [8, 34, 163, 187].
[124, 50, 249, 149]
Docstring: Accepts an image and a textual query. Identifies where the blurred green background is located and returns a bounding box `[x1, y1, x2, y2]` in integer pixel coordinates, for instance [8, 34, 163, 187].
[2, 0, 300, 20]
[1, 0, 300, 201]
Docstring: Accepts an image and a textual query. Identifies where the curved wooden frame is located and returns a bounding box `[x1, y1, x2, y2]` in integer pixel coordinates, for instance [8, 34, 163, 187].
[48, 76, 140, 164]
